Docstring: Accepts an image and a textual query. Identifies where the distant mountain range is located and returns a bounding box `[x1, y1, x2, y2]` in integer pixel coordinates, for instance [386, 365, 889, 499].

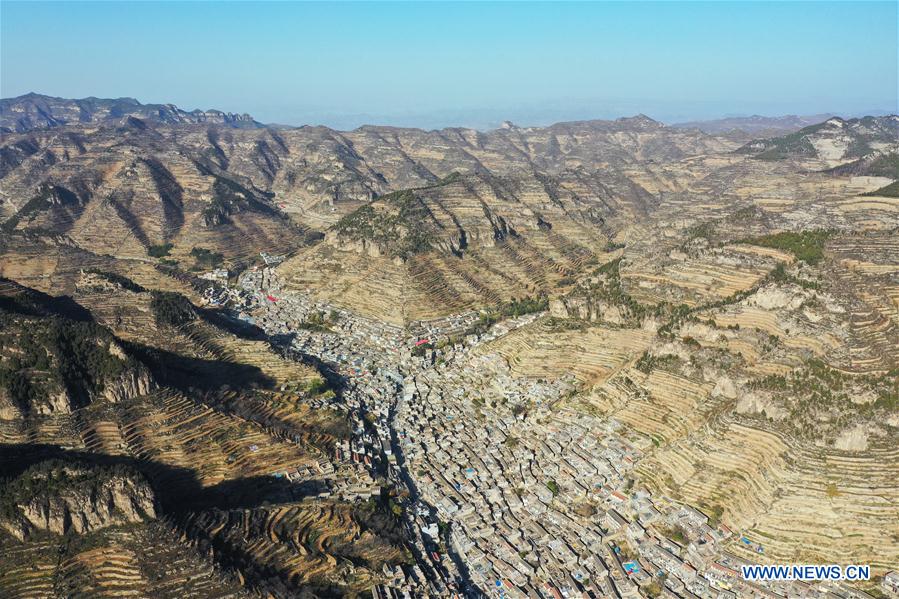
[672, 113, 839, 135]
[1, 93, 888, 138]
[0, 93, 262, 133]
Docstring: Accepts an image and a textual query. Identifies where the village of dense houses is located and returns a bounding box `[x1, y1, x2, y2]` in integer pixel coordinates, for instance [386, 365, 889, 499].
[201, 263, 897, 599]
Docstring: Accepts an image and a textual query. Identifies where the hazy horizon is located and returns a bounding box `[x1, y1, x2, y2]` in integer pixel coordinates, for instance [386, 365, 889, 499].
[2, 1, 897, 130]
[5, 89, 894, 132]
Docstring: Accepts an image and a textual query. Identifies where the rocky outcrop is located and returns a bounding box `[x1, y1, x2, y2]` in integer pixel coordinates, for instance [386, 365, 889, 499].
[101, 367, 157, 403]
[0, 389, 22, 420]
[749, 284, 808, 310]
[550, 296, 626, 324]
[0, 461, 157, 541]
[33, 389, 72, 415]
[0, 302, 157, 417]
[735, 391, 788, 421]
[833, 425, 869, 451]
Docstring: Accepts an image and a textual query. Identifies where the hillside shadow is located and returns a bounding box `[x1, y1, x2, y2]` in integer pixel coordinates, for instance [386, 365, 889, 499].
[276, 345, 348, 392]
[185, 476, 329, 511]
[0, 444, 329, 513]
[199, 307, 268, 341]
[0, 444, 342, 598]
[124, 341, 276, 391]
[0, 278, 93, 322]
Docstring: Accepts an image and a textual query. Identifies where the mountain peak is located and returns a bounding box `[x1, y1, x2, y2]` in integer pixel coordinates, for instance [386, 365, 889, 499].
[617, 114, 662, 129]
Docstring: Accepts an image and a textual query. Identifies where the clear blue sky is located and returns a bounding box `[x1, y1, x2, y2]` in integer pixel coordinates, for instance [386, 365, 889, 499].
[2, 1, 896, 128]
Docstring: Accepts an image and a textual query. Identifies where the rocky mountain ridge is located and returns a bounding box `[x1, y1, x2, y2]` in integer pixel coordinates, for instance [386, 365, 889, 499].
[0, 92, 260, 133]
[0, 283, 157, 418]
[736, 115, 899, 162]
[0, 99, 730, 295]
[0, 460, 157, 541]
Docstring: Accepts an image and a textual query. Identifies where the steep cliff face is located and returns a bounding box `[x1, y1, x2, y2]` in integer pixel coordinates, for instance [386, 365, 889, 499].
[549, 295, 627, 324]
[100, 367, 157, 403]
[0, 314, 154, 414]
[0, 281, 158, 415]
[0, 460, 157, 541]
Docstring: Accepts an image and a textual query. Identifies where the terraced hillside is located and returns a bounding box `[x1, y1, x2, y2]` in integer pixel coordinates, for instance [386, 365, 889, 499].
[0, 501, 250, 599]
[178, 500, 408, 596]
[279, 169, 648, 323]
[2, 99, 898, 595]
[0, 275, 408, 597]
[0, 126, 312, 270]
[546, 221, 899, 574]
[0, 459, 242, 598]
[0, 109, 732, 241]
[465, 141, 897, 577]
